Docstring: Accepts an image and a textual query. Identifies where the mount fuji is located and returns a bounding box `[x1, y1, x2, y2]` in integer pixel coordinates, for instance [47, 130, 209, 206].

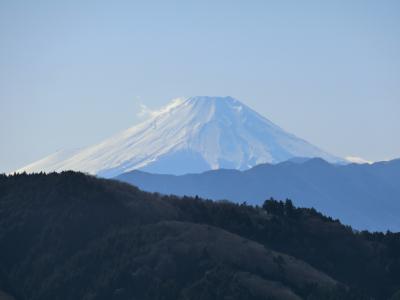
[17, 96, 343, 177]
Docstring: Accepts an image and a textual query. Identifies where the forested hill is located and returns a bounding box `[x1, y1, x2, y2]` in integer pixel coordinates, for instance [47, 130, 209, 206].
[1, 172, 400, 300]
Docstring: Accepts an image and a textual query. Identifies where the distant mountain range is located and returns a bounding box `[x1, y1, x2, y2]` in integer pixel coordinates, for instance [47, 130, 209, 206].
[16, 96, 343, 177]
[116, 158, 400, 231]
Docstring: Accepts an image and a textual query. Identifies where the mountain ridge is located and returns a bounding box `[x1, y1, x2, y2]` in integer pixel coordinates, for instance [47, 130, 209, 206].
[116, 157, 400, 231]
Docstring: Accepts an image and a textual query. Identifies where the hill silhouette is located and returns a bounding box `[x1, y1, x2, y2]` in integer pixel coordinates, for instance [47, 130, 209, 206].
[0, 172, 399, 299]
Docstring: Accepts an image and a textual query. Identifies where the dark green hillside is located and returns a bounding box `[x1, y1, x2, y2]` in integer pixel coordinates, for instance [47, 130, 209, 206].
[0, 172, 399, 299]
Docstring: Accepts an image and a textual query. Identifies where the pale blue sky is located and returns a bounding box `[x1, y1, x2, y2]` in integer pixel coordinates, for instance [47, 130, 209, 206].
[1, 0, 399, 173]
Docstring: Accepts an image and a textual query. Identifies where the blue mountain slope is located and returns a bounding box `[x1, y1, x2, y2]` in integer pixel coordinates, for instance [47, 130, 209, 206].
[115, 158, 400, 231]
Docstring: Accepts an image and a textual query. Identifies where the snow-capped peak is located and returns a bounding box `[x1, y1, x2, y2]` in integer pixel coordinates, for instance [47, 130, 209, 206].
[16, 96, 343, 177]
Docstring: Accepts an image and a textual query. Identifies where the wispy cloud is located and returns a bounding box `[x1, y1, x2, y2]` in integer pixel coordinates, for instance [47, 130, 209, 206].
[136, 97, 186, 119]
[137, 103, 153, 118]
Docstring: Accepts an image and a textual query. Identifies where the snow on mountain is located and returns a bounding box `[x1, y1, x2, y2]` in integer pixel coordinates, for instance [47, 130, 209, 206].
[16, 96, 343, 177]
[345, 156, 373, 164]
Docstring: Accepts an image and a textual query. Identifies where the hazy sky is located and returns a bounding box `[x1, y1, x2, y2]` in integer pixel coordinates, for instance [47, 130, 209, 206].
[1, 0, 399, 173]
